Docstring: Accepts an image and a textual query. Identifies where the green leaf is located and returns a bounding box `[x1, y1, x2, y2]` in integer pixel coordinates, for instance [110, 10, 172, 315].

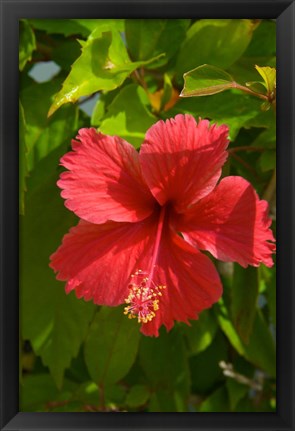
[84, 307, 140, 387]
[140, 328, 190, 411]
[126, 384, 150, 408]
[29, 19, 124, 38]
[226, 357, 254, 411]
[20, 78, 79, 172]
[181, 65, 235, 97]
[148, 389, 187, 412]
[215, 300, 276, 377]
[259, 265, 276, 326]
[19, 20, 36, 71]
[48, 27, 163, 116]
[99, 84, 156, 147]
[181, 309, 218, 356]
[176, 19, 256, 78]
[259, 151, 276, 172]
[19, 101, 28, 215]
[20, 374, 78, 412]
[228, 55, 276, 85]
[199, 386, 230, 412]
[20, 149, 95, 388]
[244, 20, 276, 57]
[189, 331, 227, 395]
[165, 91, 263, 140]
[125, 19, 190, 67]
[231, 266, 259, 344]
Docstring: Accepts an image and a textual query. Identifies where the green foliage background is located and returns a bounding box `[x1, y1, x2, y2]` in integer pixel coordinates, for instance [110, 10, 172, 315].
[19, 18, 276, 412]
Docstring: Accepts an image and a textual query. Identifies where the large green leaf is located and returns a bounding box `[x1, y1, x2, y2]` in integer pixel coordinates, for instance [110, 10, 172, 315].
[20, 149, 95, 388]
[215, 300, 276, 377]
[19, 20, 36, 71]
[231, 266, 259, 344]
[48, 26, 163, 116]
[181, 65, 235, 97]
[19, 101, 28, 215]
[125, 19, 190, 67]
[99, 84, 156, 147]
[176, 19, 256, 78]
[20, 78, 78, 172]
[139, 328, 190, 411]
[84, 307, 140, 388]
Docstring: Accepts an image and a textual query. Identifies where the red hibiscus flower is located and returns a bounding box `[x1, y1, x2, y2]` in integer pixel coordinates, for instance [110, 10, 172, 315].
[50, 114, 275, 337]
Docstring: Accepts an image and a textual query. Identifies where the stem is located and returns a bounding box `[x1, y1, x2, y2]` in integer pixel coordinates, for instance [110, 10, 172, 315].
[99, 383, 106, 411]
[232, 82, 269, 101]
[132, 69, 148, 92]
[230, 152, 261, 181]
[228, 146, 264, 154]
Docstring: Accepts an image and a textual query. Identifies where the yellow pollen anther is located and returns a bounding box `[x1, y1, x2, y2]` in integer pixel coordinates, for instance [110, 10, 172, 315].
[123, 269, 166, 324]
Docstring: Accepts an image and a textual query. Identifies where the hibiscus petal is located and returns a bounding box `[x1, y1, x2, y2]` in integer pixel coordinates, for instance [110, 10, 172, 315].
[140, 227, 222, 337]
[174, 176, 276, 268]
[140, 114, 229, 213]
[58, 128, 155, 224]
[49, 216, 159, 306]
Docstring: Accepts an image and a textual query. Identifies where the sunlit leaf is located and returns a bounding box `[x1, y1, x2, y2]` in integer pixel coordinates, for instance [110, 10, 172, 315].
[255, 65, 276, 95]
[19, 20, 36, 71]
[48, 26, 163, 116]
[84, 307, 140, 387]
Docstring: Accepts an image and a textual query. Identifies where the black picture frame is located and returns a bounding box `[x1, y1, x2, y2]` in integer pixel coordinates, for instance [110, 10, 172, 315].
[1, 0, 294, 430]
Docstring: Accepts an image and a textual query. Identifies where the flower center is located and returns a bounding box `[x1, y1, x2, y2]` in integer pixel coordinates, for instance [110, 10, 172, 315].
[124, 206, 167, 324]
[124, 270, 166, 323]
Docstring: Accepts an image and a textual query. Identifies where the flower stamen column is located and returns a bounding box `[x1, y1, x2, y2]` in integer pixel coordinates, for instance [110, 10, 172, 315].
[124, 206, 166, 323]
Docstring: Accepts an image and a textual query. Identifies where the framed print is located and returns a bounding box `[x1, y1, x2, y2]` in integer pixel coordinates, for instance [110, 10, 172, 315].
[0, 0, 294, 430]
